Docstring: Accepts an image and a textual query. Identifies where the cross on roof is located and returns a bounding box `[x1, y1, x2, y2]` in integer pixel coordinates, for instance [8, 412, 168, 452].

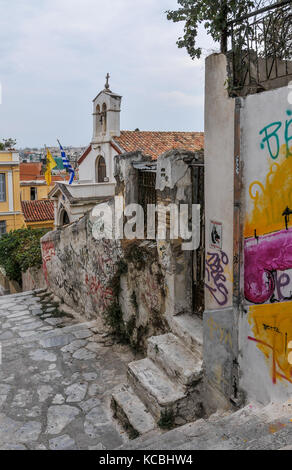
[105, 73, 110, 90]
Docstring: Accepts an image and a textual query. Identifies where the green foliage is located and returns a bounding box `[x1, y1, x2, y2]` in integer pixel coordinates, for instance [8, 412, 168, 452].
[0, 228, 47, 285]
[0, 138, 17, 150]
[125, 244, 150, 270]
[103, 259, 129, 343]
[158, 409, 175, 430]
[103, 301, 127, 341]
[130, 291, 138, 310]
[166, 0, 273, 59]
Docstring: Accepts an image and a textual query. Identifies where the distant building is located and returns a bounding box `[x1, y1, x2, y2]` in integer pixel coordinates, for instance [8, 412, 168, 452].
[20, 162, 66, 202]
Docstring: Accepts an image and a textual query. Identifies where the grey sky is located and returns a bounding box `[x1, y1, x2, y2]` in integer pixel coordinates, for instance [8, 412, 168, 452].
[0, 0, 217, 148]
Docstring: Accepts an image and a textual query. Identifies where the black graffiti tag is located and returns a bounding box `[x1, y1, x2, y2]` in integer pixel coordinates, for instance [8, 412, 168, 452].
[205, 251, 229, 306]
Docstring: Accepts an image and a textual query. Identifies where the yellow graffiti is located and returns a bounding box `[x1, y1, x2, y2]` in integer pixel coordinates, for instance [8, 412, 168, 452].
[288, 341, 292, 365]
[248, 302, 292, 384]
[207, 317, 233, 350]
[245, 144, 292, 238]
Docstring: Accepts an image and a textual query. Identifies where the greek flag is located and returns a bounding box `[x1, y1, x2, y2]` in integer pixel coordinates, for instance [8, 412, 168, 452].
[57, 139, 75, 185]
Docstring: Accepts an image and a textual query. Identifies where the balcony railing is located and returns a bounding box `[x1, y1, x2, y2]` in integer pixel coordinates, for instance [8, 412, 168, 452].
[228, 0, 292, 95]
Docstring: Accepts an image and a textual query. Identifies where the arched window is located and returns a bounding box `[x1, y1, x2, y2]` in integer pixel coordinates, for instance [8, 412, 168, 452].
[96, 156, 107, 183]
[96, 104, 102, 134]
[62, 211, 70, 226]
[102, 103, 107, 133]
[59, 209, 70, 226]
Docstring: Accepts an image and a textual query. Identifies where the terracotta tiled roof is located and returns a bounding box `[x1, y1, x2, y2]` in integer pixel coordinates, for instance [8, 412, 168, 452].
[21, 199, 54, 223]
[113, 131, 204, 160]
[20, 162, 70, 183]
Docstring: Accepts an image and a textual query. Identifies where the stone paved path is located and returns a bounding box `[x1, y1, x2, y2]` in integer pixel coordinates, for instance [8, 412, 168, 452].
[0, 290, 134, 450]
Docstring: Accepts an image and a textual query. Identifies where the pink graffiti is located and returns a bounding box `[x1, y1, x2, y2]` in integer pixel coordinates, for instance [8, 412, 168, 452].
[42, 241, 56, 285]
[245, 228, 292, 304]
[85, 274, 113, 309]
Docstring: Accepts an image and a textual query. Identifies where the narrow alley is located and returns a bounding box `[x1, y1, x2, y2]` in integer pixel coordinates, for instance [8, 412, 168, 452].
[0, 290, 134, 450]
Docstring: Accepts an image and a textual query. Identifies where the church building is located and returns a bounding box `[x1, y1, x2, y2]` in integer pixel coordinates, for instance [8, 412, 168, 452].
[49, 75, 204, 228]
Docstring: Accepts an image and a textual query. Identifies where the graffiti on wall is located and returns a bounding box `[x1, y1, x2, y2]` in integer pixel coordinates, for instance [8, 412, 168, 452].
[248, 303, 292, 384]
[245, 110, 292, 305]
[205, 251, 229, 306]
[42, 241, 56, 285]
[245, 109, 292, 385]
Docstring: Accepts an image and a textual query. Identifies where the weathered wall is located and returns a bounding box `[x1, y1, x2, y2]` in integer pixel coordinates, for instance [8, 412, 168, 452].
[41, 205, 168, 352]
[0, 270, 21, 296]
[239, 85, 292, 403]
[22, 266, 47, 292]
[41, 209, 122, 320]
[203, 54, 237, 409]
[204, 53, 292, 408]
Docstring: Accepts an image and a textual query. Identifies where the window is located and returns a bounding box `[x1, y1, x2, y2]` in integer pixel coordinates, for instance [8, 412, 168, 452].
[96, 156, 107, 183]
[30, 187, 37, 201]
[60, 210, 70, 226]
[0, 221, 6, 238]
[96, 104, 102, 134]
[0, 174, 6, 202]
[102, 103, 107, 133]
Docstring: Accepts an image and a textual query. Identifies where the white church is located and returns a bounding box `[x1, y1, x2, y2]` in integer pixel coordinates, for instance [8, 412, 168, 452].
[49, 75, 204, 227]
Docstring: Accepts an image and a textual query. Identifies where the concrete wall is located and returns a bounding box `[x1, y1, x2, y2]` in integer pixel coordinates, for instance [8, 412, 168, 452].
[239, 85, 292, 403]
[0, 270, 21, 296]
[204, 53, 292, 408]
[203, 54, 237, 408]
[22, 266, 47, 292]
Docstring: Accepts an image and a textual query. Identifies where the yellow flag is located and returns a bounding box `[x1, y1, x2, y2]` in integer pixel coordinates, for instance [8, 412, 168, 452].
[45, 148, 57, 186]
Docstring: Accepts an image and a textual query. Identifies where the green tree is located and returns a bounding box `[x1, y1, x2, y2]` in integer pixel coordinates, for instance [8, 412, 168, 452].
[0, 138, 17, 150]
[166, 0, 274, 59]
[0, 228, 48, 285]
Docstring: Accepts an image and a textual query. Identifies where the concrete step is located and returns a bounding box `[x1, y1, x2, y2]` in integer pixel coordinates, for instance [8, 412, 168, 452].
[128, 358, 185, 421]
[147, 334, 203, 389]
[167, 314, 203, 354]
[117, 400, 292, 450]
[111, 386, 157, 438]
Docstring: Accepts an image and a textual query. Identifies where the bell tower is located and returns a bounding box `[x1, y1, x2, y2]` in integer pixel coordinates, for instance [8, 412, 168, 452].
[92, 73, 122, 144]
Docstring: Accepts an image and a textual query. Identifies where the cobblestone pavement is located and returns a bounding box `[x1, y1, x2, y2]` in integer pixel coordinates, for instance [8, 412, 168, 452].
[0, 290, 134, 450]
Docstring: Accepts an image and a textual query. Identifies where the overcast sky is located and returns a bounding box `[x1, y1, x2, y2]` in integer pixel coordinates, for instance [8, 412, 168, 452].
[0, 0, 217, 148]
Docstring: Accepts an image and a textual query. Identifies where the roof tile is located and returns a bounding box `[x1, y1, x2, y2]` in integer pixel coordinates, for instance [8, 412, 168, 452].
[113, 131, 204, 160]
[21, 199, 54, 223]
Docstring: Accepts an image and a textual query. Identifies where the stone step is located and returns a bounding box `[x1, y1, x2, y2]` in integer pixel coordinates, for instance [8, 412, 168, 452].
[117, 400, 292, 450]
[128, 358, 185, 421]
[147, 334, 203, 389]
[167, 314, 203, 355]
[111, 386, 157, 438]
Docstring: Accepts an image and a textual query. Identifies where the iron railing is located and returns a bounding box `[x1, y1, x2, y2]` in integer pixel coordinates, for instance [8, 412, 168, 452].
[228, 0, 292, 94]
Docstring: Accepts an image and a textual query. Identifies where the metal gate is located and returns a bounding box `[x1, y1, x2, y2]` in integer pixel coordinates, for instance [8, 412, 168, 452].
[191, 164, 205, 317]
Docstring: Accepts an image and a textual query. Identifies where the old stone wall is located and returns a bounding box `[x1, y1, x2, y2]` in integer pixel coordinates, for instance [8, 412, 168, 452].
[22, 266, 47, 292]
[41, 209, 168, 352]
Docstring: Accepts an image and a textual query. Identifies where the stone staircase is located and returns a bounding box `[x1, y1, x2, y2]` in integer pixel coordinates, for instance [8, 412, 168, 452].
[117, 400, 292, 450]
[111, 314, 204, 438]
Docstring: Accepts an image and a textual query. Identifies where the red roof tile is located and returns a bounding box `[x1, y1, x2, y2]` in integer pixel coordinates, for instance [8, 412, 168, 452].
[21, 199, 54, 223]
[113, 131, 204, 160]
